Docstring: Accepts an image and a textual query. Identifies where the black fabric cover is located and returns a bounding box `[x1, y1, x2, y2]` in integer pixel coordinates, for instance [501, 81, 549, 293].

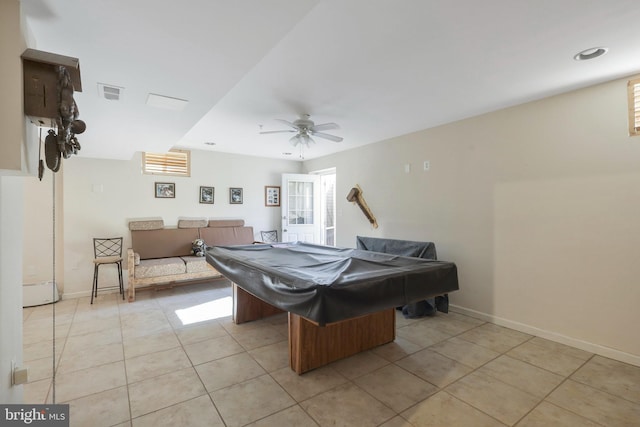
[357, 236, 450, 316]
[206, 242, 458, 325]
[356, 236, 437, 260]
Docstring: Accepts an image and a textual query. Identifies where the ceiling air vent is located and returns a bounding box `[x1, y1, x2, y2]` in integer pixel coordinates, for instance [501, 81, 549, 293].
[97, 83, 123, 101]
[146, 93, 189, 111]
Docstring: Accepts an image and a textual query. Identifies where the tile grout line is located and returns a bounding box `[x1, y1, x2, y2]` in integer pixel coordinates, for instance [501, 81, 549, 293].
[117, 293, 134, 426]
[392, 316, 541, 426]
[48, 297, 78, 405]
[127, 293, 209, 423]
[369, 315, 508, 426]
[509, 353, 603, 427]
[174, 306, 228, 427]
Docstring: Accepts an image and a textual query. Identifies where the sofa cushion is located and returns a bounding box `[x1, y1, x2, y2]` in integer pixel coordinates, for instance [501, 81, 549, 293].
[200, 225, 254, 247]
[131, 228, 200, 259]
[129, 218, 164, 231]
[181, 256, 212, 273]
[135, 257, 186, 278]
[208, 219, 244, 228]
[178, 217, 208, 228]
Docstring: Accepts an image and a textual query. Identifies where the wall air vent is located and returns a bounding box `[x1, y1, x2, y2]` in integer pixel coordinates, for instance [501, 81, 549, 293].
[97, 83, 122, 101]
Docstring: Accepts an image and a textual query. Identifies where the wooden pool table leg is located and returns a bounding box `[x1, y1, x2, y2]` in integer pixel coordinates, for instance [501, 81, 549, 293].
[232, 283, 284, 324]
[288, 308, 396, 374]
[231, 283, 396, 374]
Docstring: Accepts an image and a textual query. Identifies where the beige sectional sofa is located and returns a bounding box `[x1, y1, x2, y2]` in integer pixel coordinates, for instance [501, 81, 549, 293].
[127, 218, 254, 301]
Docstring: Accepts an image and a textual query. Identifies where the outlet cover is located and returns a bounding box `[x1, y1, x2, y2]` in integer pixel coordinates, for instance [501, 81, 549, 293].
[13, 367, 28, 385]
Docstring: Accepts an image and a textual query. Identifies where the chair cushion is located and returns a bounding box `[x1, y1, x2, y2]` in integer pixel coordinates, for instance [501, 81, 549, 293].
[93, 256, 122, 264]
[135, 257, 186, 278]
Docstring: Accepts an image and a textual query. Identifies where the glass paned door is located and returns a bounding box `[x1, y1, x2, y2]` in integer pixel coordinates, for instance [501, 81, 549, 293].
[288, 181, 314, 225]
[320, 172, 336, 245]
[281, 174, 320, 243]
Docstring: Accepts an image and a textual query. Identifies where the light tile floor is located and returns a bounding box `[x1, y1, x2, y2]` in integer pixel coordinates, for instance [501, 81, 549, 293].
[22, 281, 640, 426]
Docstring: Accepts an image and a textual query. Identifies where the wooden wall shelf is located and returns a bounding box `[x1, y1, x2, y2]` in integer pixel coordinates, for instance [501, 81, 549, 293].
[21, 48, 82, 125]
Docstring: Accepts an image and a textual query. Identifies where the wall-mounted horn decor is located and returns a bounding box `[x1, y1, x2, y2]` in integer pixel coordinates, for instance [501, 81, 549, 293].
[346, 184, 378, 228]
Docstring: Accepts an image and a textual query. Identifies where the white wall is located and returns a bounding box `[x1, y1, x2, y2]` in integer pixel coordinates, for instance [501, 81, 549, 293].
[59, 150, 302, 297]
[23, 169, 64, 291]
[304, 75, 640, 365]
[0, 177, 25, 403]
[0, 0, 26, 403]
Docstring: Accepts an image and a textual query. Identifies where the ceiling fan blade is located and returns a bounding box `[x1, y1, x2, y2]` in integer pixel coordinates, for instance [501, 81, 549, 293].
[311, 131, 343, 142]
[274, 119, 299, 130]
[311, 122, 339, 132]
[259, 130, 296, 134]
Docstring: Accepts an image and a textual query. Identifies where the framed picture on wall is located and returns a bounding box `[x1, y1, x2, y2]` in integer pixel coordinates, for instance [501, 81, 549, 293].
[155, 182, 175, 198]
[229, 187, 243, 204]
[265, 186, 280, 207]
[199, 186, 214, 204]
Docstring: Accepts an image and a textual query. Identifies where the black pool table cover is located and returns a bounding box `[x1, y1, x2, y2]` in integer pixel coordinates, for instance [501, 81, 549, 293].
[206, 242, 458, 325]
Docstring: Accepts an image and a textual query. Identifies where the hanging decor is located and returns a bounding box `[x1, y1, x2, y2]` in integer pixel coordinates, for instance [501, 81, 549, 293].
[346, 184, 378, 228]
[53, 65, 85, 160]
[37, 128, 45, 180]
[22, 49, 86, 175]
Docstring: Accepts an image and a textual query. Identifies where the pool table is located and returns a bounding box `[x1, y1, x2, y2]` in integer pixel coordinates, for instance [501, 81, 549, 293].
[206, 242, 458, 373]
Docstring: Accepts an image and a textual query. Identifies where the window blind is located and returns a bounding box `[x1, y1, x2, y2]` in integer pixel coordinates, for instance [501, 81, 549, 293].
[142, 149, 190, 176]
[628, 78, 640, 136]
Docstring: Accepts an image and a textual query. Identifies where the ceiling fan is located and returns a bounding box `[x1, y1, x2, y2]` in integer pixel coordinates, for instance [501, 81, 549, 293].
[259, 114, 343, 147]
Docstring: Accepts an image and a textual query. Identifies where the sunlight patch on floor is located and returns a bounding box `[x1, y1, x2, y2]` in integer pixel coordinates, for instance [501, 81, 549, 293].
[175, 296, 232, 326]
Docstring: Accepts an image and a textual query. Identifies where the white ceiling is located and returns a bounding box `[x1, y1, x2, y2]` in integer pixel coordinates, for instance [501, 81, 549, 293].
[21, 0, 640, 161]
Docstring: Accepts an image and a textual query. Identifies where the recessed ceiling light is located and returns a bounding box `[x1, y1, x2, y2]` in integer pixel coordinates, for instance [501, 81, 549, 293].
[204, 142, 216, 146]
[573, 47, 608, 61]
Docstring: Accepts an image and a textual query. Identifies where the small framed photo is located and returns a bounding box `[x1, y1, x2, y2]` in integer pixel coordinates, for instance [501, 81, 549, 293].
[155, 182, 175, 198]
[265, 186, 280, 207]
[229, 187, 243, 204]
[199, 186, 214, 204]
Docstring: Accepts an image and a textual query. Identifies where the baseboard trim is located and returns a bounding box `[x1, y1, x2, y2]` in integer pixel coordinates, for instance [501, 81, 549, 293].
[450, 304, 640, 368]
[60, 288, 122, 300]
